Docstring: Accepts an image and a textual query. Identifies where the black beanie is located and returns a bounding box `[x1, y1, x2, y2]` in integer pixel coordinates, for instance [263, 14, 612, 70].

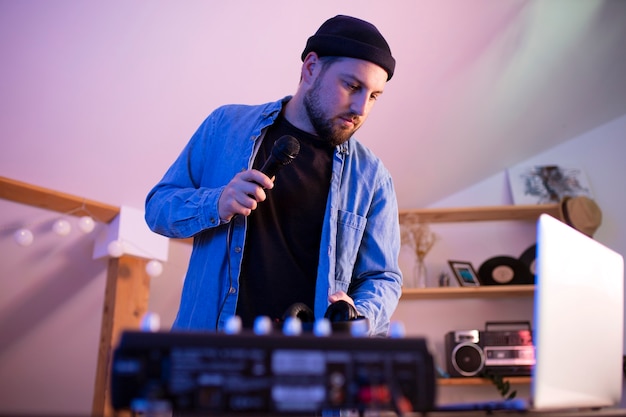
[301, 15, 396, 81]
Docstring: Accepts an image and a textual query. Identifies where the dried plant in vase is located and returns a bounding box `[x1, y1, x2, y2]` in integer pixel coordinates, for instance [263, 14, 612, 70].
[400, 213, 438, 288]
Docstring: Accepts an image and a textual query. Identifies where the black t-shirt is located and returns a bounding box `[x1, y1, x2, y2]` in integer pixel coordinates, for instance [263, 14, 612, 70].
[236, 114, 334, 328]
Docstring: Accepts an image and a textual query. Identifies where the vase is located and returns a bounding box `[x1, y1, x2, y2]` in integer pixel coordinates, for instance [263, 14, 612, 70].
[412, 259, 428, 288]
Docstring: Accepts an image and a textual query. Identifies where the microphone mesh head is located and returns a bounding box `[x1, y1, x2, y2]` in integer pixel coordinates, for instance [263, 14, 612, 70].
[272, 135, 300, 165]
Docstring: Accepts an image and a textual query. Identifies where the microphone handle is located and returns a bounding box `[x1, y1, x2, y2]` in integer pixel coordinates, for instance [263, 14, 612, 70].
[259, 155, 281, 179]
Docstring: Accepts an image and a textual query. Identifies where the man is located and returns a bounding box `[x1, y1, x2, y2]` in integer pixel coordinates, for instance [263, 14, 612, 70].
[145, 15, 402, 336]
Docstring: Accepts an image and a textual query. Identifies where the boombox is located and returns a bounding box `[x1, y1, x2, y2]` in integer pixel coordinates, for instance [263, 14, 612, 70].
[444, 322, 535, 377]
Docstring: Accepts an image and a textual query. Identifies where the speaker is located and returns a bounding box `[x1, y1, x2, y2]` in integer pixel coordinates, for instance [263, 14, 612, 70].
[444, 330, 485, 377]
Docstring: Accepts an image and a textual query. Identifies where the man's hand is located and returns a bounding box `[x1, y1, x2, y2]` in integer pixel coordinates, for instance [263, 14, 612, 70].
[328, 291, 356, 311]
[218, 170, 274, 221]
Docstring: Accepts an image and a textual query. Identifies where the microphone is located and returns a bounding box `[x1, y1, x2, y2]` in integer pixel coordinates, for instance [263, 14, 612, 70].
[259, 135, 300, 179]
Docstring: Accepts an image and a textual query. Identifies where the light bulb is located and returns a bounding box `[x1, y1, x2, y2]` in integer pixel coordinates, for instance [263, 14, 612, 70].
[107, 240, 124, 257]
[52, 219, 71, 236]
[78, 216, 95, 233]
[145, 259, 163, 277]
[14, 228, 34, 246]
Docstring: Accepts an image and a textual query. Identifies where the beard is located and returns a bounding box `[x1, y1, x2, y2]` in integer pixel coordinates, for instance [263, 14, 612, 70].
[303, 78, 361, 147]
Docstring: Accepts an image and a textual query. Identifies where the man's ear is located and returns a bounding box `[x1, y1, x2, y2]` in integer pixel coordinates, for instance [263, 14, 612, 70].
[301, 52, 320, 83]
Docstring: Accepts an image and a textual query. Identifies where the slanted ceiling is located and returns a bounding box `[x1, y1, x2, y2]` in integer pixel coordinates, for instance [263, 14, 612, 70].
[1, 1, 625, 212]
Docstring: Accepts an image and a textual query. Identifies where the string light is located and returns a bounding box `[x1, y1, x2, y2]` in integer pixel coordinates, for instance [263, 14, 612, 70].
[145, 259, 163, 277]
[78, 216, 95, 233]
[7, 199, 100, 247]
[14, 228, 34, 247]
[52, 219, 72, 236]
[388, 321, 406, 338]
[64, 201, 96, 235]
[6, 202, 170, 277]
[117, 239, 166, 277]
[107, 239, 166, 278]
[107, 240, 125, 258]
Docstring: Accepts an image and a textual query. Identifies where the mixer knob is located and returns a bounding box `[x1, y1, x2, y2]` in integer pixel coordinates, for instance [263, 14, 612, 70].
[313, 318, 332, 337]
[253, 316, 273, 335]
[282, 316, 303, 336]
[388, 321, 406, 338]
[224, 315, 242, 335]
[140, 312, 161, 332]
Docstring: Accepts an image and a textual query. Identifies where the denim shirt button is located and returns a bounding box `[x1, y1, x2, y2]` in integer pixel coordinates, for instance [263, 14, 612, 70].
[229, 287, 237, 294]
[234, 247, 242, 253]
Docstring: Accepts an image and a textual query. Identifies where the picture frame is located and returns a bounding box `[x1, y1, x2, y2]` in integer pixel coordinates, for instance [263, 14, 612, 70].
[448, 260, 480, 287]
[507, 163, 594, 205]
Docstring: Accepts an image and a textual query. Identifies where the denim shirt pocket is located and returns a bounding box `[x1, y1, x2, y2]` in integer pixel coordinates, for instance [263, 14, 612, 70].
[335, 209, 367, 288]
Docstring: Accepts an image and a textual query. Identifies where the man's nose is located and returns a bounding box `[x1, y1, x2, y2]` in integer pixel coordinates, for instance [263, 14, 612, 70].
[350, 93, 369, 116]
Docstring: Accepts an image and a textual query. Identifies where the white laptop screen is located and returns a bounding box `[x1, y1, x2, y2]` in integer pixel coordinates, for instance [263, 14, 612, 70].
[532, 214, 624, 410]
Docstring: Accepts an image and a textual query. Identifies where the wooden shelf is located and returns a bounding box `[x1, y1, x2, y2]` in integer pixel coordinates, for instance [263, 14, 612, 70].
[399, 205, 539, 392]
[399, 204, 560, 223]
[438, 376, 531, 386]
[398, 204, 547, 299]
[401, 285, 534, 300]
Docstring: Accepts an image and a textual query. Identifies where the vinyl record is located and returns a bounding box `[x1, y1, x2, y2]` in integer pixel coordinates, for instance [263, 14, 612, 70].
[478, 256, 533, 286]
[519, 244, 537, 277]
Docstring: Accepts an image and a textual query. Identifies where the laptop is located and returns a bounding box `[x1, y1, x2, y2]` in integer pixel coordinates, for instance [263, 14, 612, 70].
[439, 213, 624, 412]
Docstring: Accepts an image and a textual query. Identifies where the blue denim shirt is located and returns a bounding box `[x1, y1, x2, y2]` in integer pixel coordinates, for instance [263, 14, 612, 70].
[145, 97, 402, 336]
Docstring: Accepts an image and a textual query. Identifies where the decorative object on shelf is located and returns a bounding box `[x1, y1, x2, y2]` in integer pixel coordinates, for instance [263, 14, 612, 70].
[448, 260, 480, 287]
[507, 164, 593, 205]
[438, 271, 450, 287]
[397, 203, 555, 296]
[519, 244, 537, 278]
[400, 213, 438, 288]
[412, 260, 428, 289]
[477, 256, 533, 285]
[559, 195, 602, 237]
[482, 369, 517, 400]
